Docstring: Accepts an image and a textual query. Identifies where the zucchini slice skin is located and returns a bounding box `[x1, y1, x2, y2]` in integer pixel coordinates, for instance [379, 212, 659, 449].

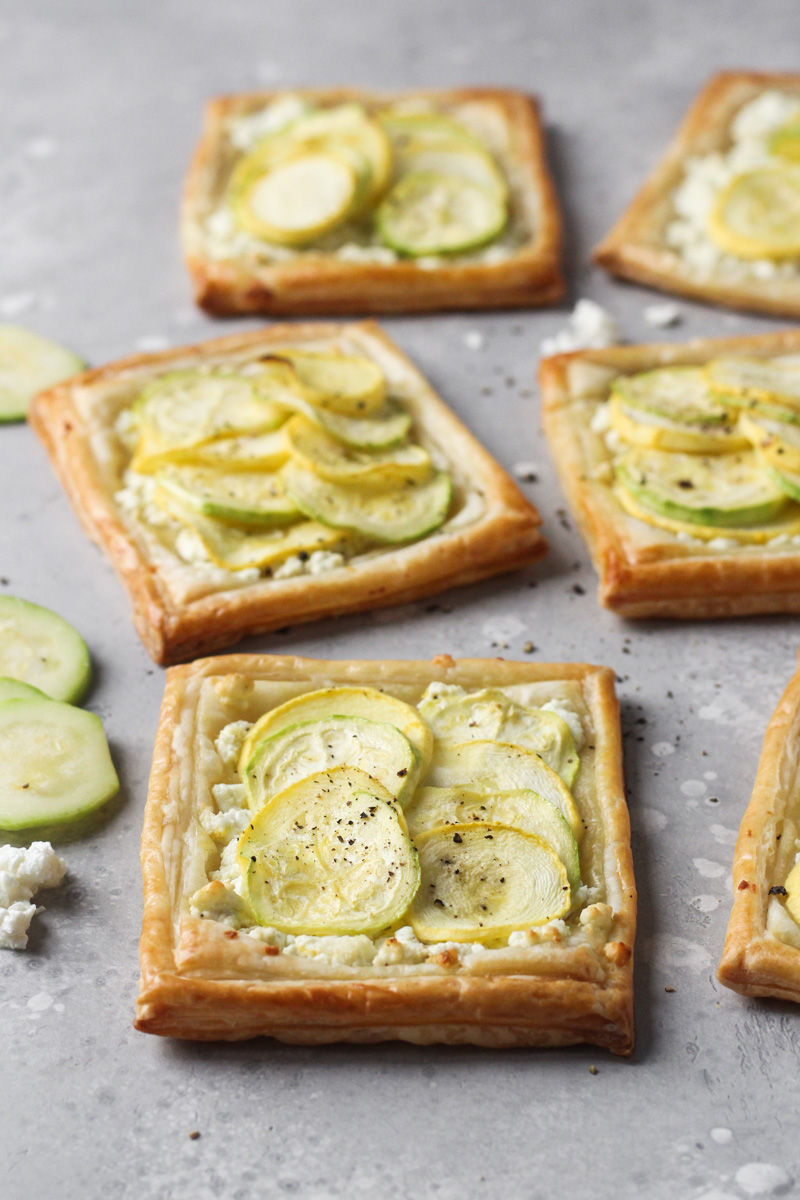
[0, 325, 84, 423]
[0, 596, 91, 704]
[376, 171, 507, 257]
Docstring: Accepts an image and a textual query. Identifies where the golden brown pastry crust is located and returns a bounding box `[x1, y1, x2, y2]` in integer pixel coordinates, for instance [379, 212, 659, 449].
[718, 655, 800, 1001]
[28, 320, 545, 664]
[134, 654, 636, 1052]
[182, 88, 564, 315]
[539, 329, 800, 618]
[593, 71, 800, 318]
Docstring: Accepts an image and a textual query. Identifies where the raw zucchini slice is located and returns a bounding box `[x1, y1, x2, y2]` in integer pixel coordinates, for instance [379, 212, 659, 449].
[0, 698, 118, 830]
[0, 596, 90, 703]
[281, 460, 452, 542]
[156, 465, 300, 528]
[615, 448, 788, 528]
[234, 152, 358, 246]
[707, 167, 800, 259]
[155, 490, 352, 571]
[237, 766, 420, 936]
[0, 325, 84, 423]
[608, 395, 749, 454]
[417, 685, 579, 787]
[706, 358, 800, 413]
[238, 685, 433, 778]
[243, 715, 420, 810]
[409, 824, 570, 944]
[614, 481, 800, 543]
[393, 142, 508, 200]
[740, 411, 800, 474]
[611, 367, 734, 426]
[426, 740, 582, 841]
[285, 416, 432, 486]
[268, 350, 387, 417]
[179, 429, 289, 472]
[405, 787, 581, 894]
[376, 172, 507, 257]
[0, 676, 48, 703]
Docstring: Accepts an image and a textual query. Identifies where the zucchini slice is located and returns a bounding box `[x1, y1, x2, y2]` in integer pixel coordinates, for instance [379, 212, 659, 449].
[611, 367, 734, 427]
[762, 458, 800, 503]
[268, 350, 386, 416]
[156, 465, 301, 528]
[393, 142, 508, 201]
[267, 103, 392, 208]
[179, 429, 290, 473]
[376, 172, 507, 257]
[0, 325, 84, 423]
[0, 596, 90, 703]
[614, 481, 800, 543]
[706, 358, 800, 413]
[409, 824, 570, 944]
[285, 415, 432, 486]
[405, 787, 581, 894]
[0, 676, 48, 703]
[233, 152, 358, 246]
[243, 715, 420, 810]
[381, 112, 484, 152]
[707, 167, 800, 259]
[418, 685, 579, 787]
[0, 698, 118, 830]
[282, 461, 451, 543]
[237, 766, 419, 936]
[426, 740, 582, 841]
[615, 448, 788, 528]
[608, 395, 749, 454]
[740, 411, 800, 474]
[238, 685, 433, 778]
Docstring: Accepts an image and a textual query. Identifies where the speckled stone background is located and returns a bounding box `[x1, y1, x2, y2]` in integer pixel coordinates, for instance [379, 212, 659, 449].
[2, 3, 800, 1198]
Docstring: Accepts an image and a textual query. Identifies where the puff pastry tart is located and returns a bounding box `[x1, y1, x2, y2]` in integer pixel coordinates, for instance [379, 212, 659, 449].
[134, 653, 636, 1052]
[718, 656, 800, 1002]
[594, 72, 800, 318]
[28, 321, 544, 664]
[181, 88, 564, 315]
[540, 329, 800, 618]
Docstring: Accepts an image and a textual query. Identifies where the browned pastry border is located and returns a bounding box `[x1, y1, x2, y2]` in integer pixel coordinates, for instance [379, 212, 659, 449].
[539, 329, 800, 618]
[593, 71, 800, 318]
[134, 654, 636, 1053]
[182, 88, 564, 315]
[718, 655, 800, 1001]
[29, 321, 546, 664]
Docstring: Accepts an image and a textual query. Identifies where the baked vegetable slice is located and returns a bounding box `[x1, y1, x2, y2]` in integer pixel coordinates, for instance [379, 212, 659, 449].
[614, 481, 800, 544]
[178, 429, 290, 473]
[237, 766, 419, 936]
[233, 152, 359, 245]
[708, 167, 800, 259]
[409, 823, 570, 943]
[243, 715, 420, 809]
[156, 465, 301, 528]
[0, 596, 90, 703]
[612, 367, 734, 427]
[0, 697, 118, 830]
[0, 325, 84, 423]
[285, 416, 432, 486]
[607, 395, 748, 454]
[267, 350, 387, 416]
[237, 685, 433, 777]
[376, 172, 507, 257]
[281, 460, 451, 542]
[706, 358, 800, 413]
[740, 411, 800, 474]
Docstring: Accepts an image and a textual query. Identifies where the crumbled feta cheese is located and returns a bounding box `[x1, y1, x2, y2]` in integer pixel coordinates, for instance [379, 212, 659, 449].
[590, 402, 613, 435]
[306, 550, 345, 575]
[211, 782, 248, 811]
[335, 243, 398, 265]
[228, 95, 313, 151]
[540, 699, 584, 748]
[273, 555, 306, 580]
[707, 537, 739, 551]
[242, 925, 287, 948]
[540, 300, 621, 358]
[463, 330, 486, 351]
[190, 881, 250, 927]
[0, 842, 67, 950]
[512, 461, 539, 482]
[643, 302, 681, 328]
[215, 721, 253, 768]
[213, 838, 241, 886]
[283, 934, 378, 966]
[199, 806, 251, 843]
[174, 528, 211, 564]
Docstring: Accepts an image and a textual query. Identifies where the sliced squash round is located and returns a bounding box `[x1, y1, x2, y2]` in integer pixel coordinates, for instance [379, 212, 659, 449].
[238, 685, 433, 778]
[405, 786, 581, 894]
[0, 325, 84, 423]
[705, 358, 800, 413]
[426, 740, 583, 841]
[285, 415, 432, 486]
[614, 481, 800, 543]
[282, 460, 451, 543]
[409, 824, 570, 944]
[381, 112, 484, 152]
[708, 167, 800, 259]
[268, 103, 392, 207]
[761, 457, 800, 503]
[740, 410, 800, 474]
[376, 172, 507, 257]
[0, 676, 49, 703]
[233, 152, 358, 245]
[237, 766, 420, 936]
[393, 142, 508, 201]
[615, 448, 788, 528]
[769, 122, 800, 162]
[608, 395, 749, 454]
[156, 465, 300, 528]
[180, 429, 290, 473]
[611, 367, 735, 426]
[0, 596, 91, 704]
[417, 685, 579, 787]
[269, 350, 387, 416]
[243, 715, 420, 810]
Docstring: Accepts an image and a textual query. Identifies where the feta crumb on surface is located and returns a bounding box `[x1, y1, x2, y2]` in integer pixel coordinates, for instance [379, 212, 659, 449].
[283, 934, 378, 966]
[228, 94, 313, 151]
[512, 461, 539, 482]
[211, 782, 247, 812]
[643, 302, 681, 328]
[174, 528, 212, 565]
[463, 330, 486, 351]
[199, 806, 252, 843]
[273, 555, 306, 580]
[540, 299, 621, 358]
[0, 842, 67, 950]
[306, 550, 345, 575]
[214, 721, 253, 768]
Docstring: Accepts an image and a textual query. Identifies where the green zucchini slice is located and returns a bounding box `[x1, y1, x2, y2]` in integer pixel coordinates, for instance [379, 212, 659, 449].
[0, 325, 84, 423]
[156, 465, 301, 527]
[0, 676, 49, 703]
[268, 350, 387, 416]
[376, 172, 507, 257]
[611, 367, 735, 426]
[393, 142, 508, 200]
[0, 596, 90, 703]
[409, 824, 570, 944]
[0, 698, 118, 830]
[285, 416, 432, 486]
[180, 429, 289, 472]
[706, 358, 800, 412]
[237, 766, 419, 936]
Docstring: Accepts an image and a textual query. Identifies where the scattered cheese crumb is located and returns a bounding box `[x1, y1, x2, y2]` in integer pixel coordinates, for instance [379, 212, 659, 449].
[540, 299, 621, 357]
[643, 302, 681, 328]
[512, 461, 539, 482]
[214, 721, 253, 768]
[463, 330, 486, 351]
[0, 843, 67, 950]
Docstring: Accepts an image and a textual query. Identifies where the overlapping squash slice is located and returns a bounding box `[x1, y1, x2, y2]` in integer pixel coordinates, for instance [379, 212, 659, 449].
[237, 767, 420, 936]
[707, 167, 800, 259]
[266, 350, 386, 416]
[157, 465, 300, 527]
[285, 416, 432, 485]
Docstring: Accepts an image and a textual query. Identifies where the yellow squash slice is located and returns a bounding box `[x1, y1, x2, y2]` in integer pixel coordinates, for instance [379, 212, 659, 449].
[155, 465, 300, 527]
[179, 429, 290, 472]
[233, 152, 358, 245]
[708, 166, 800, 259]
[608, 395, 749, 454]
[614, 481, 800, 544]
[285, 415, 432, 486]
[268, 350, 387, 416]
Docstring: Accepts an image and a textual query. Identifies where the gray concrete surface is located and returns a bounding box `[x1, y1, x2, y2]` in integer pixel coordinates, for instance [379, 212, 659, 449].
[2, 2, 800, 1197]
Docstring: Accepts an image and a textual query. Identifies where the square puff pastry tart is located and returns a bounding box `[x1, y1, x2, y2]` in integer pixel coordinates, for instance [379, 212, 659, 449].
[540, 329, 800, 619]
[134, 653, 636, 1053]
[718, 654, 800, 1002]
[181, 88, 564, 315]
[28, 320, 545, 664]
[594, 72, 800, 318]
